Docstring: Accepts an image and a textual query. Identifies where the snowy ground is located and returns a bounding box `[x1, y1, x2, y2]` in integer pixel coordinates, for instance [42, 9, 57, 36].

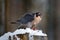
[0, 28, 47, 40]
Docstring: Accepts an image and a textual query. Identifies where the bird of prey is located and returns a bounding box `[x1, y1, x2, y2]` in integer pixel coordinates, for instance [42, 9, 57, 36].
[17, 12, 42, 30]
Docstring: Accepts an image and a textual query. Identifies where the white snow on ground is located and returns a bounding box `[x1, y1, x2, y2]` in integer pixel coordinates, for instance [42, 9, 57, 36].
[0, 32, 12, 40]
[0, 28, 47, 40]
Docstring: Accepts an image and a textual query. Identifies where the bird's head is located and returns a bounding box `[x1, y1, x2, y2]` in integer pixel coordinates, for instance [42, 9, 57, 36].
[33, 12, 42, 17]
[32, 12, 42, 25]
[35, 12, 42, 17]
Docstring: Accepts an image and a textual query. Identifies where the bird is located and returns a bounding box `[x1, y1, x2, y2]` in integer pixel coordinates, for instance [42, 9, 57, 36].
[17, 12, 42, 30]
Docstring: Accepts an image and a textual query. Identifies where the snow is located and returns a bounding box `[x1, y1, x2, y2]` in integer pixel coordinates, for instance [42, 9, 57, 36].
[25, 28, 47, 36]
[30, 30, 47, 36]
[13, 29, 26, 35]
[0, 32, 12, 40]
[0, 28, 47, 40]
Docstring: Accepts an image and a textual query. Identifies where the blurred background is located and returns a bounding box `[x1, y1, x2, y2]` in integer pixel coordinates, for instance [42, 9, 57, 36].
[0, 0, 60, 40]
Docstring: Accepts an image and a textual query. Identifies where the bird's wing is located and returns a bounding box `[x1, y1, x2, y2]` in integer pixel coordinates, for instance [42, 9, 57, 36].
[17, 13, 34, 24]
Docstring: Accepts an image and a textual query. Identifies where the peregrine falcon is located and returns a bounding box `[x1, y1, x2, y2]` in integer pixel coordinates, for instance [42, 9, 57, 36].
[17, 12, 42, 29]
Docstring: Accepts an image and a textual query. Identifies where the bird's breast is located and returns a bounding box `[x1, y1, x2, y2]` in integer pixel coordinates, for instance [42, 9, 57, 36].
[32, 16, 41, 25]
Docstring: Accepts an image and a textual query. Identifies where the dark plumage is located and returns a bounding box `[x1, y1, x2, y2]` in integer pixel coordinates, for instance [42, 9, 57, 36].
[17, 13, 34, 24]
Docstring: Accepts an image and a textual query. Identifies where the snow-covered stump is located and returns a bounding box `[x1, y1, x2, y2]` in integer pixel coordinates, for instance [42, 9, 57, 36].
[0, 28, 48, 40]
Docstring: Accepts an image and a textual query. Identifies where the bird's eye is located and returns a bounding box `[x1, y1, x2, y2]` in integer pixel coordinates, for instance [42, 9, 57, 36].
[36, 15, 39, 17]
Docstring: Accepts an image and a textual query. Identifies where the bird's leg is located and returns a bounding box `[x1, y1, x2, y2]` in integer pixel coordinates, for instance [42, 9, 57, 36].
[31, 24, 37, 30]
